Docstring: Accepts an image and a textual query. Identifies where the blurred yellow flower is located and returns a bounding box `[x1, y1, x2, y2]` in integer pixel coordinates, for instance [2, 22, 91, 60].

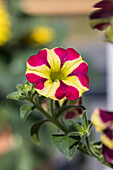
[0, 0, 12, 46]
[28, 26, 55, 46]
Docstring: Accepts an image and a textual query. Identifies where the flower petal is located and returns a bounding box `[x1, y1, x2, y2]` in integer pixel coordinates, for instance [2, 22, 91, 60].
[62, 76, 89, 97]
[55, 81, 79, 100]
[54, 47, 81, 67]
[61, 60, 83, 77]
[65, 48, 80, 61]
[69, 62, 88, 75]
[26, 64, 51, 79]
[28, 49, 50, 67]
[35, 79, 47, 90]
[35, 79, 60, 100]
[47, 48, 61, 73]
[102, 145, 113, 164]
[91, 108, 113, 132]
[26, 73, 46, 84]
[54, 47, 66, 67]
[101, 130, 113, 149]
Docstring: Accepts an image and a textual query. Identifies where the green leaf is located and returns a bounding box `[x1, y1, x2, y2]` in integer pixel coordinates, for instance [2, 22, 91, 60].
[20, 104, 33, 121]
[6, 91, 20, 100]
[16, 84, 25, 94]
[52, 134, 80, 160]
[88, 121, 93, 132]
[69, 120, 83, 132]
[82, 111, 88, 130]
[68, 131, 82, 137]
[31, 120, 49, 145]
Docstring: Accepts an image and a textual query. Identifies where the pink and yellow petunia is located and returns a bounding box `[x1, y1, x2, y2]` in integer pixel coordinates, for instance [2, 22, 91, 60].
[91, 108, 113, 164]
[26, 47, 89, 100]
[101, 130, 113, 150]
[91, 108, 113, 132]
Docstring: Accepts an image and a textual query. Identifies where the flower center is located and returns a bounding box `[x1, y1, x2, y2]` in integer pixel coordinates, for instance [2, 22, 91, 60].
[50, 70, 66, 83]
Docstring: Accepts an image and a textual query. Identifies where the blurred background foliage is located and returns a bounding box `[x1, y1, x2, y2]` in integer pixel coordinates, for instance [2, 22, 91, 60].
[0, 0, 106, 170]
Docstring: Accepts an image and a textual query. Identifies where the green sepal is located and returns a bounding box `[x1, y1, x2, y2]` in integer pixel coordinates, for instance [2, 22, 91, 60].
[52, 133, 81, 160]
[20, 104, 33, 121]
[91, 141, 102, 155]
[68, 131, 82, 137]
[16, 84, 25, 94]
[82, 111, 88, 130]
[31, 120, 49, 145]
[69, 120, 83, 132]
[97, 155, 104, 163]
[88, 121, 93, 132]
[6, 91, 25, 100]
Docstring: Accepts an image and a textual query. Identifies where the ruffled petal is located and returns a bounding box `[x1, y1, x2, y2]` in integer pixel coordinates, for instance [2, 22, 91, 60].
[65, 48, 80, 61]
[26, 73, 46, 84]
[76, 74, 89, 89]
[61, 60, 83, 78]
[101, 130, 113, 149]
[35, 79, 60, 100]
[35, 79, 47, 90]
[47, 48, 61, 73]
[26, 64, 51, 79]
[28, 49, 50, 67]
[102, 145, 113, 164]
[54, 47, 81, 67]
[54, 47, 66, 67]
[55, 81, 79, 100]
[62, 76, 89, 97]
[91, 108, 113, 132]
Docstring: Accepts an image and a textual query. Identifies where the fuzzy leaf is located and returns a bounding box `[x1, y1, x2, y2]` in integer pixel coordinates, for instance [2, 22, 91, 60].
[20, 104, 32, 121]
[7, 92, 20, 100]
[70, 120, 83, 132]
[52, 134, 80, 160]
[31, 120, 48, 145]
[82, 111, 88, 130]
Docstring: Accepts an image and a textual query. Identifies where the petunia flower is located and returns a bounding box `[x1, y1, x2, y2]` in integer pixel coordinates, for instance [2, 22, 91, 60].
[91, 108, 113, 132]
[102, 144, 113, 164]
[101, 130, 113, 150]
[26, 47, 89, 100]
[91, 108, 113, 164]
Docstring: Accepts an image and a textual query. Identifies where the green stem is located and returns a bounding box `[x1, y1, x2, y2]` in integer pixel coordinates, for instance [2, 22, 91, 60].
[52, 117, 68, 134]
[78, 143, 91, 156]
[85, 136, 99, 158]
[51, 99, 55, 117]
[28, 98, 68, 133]
[37, 105, 53, 120]
[27, 97, 113, 169]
